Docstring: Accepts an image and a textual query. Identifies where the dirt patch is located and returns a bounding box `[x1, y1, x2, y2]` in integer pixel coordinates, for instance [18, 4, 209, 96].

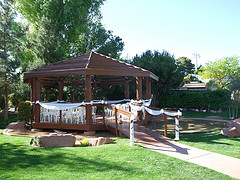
[149, 118, 228, 134]
[4, 129, 116, 139]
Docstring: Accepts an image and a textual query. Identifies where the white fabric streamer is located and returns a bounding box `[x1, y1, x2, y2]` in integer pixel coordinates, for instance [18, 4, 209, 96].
[36, 101, 84, 111]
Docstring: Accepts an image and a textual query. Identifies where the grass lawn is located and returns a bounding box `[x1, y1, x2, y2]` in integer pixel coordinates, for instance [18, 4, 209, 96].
[168, 130, 240, 159]
[0, 134, 236, 180]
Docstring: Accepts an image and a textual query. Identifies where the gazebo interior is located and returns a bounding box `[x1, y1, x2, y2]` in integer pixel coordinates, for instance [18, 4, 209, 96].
[24, 52, 158, 132]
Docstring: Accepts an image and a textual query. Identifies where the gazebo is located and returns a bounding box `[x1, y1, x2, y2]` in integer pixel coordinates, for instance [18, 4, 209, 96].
[24, 52, 158, 132]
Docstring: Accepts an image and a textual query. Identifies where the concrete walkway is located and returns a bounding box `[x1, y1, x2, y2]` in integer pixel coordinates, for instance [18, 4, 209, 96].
[106, 120, 240, 179]
[132, 125, 240, 179]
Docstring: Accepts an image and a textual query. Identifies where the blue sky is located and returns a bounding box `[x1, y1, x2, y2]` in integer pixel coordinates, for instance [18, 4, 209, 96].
[101, 0, 240, 66]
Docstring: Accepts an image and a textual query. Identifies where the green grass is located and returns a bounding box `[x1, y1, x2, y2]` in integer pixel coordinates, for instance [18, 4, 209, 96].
[182, 110, 230, 120]
[168, 130, 240, 159]
[0, 134, 236, 180]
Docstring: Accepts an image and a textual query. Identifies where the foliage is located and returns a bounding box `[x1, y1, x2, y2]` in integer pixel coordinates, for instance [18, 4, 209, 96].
[132, 50, 185, 105]
[9, 81, 30, 110]
[80, 138, 90, 147]
[0, 114, 18, 129]
[18, 101, 32, 123]
[206, 79, 219, 91]
[0, 0, 25, 122]
[97, 33, 124, 59]
[159, 90, 229, 110]
[183, 74, 199, 84]
[177, 56, 195, 75]
[0, 135, 234, 179]
[16, 0, 124, 67]
[199, 57, 240, 89]
[228, 78, 240, 118]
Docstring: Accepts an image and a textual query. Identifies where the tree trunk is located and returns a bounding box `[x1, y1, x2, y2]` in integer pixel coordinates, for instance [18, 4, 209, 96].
[4, 84, 8, 123]
[236, 90, 239, 118]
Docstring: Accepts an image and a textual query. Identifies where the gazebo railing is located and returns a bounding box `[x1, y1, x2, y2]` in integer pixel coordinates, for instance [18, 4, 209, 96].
[104, 104, 132, 136]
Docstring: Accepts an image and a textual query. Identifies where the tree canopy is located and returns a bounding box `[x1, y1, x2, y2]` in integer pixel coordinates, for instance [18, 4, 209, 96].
[132, 50, 185, 104]
[16, 0, 124, 68]
[0, 0, 25, 121]
[199, 57, 240, 89]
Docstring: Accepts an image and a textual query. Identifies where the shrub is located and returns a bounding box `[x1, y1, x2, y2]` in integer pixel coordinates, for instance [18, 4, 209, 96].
[80, 138, 90, 147]
[18, 101, 32, 123]
[159, 89, 229, 110]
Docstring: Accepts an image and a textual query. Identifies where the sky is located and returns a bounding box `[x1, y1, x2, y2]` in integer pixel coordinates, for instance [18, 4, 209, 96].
[101, 0, 240, 66]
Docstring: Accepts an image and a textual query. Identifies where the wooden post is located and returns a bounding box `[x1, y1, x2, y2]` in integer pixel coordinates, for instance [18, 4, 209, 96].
[31, 78, 36, 123]
[102, 105, 105, 125]
[145, 109, 148, 128]
[71, 90, 75, 103]
[35, 77, 41, 123]
[85, 75, 92, 126]
[58, 80, 63, 101]
[59, 110, 62, 124]
[146, 77, 151, 99]
[136, 77, 142, 100]
[124, 79, 129, 99]
[164, 114, 167, 137]
[114, 108, 118, 136]
[93, 75, 97, 100]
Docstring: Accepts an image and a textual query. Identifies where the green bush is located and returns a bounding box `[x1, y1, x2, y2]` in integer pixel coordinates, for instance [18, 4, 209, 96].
[80, 138, 90, 147]
[159, 89, 229, 110]
[18, 101, 32, 123]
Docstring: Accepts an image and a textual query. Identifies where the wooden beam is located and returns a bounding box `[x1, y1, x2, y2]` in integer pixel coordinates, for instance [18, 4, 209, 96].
[85, 75, 92, 126]
[40, 81, 58, 86]
[63, 83, 84, 86]
[146, 77, 151, 99]
[114, 109, 118, 136]
[35, 77, 41, 123]
[136, 77, 142, 100]
[58, 80, 63, 101]
[93, 75, 97, 100]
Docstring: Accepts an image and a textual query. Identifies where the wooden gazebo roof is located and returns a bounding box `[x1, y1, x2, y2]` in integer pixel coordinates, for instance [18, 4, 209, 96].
[24, 52, 159, 81]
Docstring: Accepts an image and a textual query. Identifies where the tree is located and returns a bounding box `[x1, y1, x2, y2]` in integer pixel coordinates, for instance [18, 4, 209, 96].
[229, 78, 240, 118]
[177, 57, 200, 84]
[199, 57, 240, 89]
[132, 50, 185, 105]
[16, 0, 124, 67]
[0, 0, 25, 122]
[9, 81, 30, 110]
[177, 56, 195, 75]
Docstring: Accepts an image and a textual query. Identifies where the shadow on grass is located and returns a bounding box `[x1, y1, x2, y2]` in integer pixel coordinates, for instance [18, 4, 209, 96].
[0, 139, 140, 176]
[168, 131, 232, 145]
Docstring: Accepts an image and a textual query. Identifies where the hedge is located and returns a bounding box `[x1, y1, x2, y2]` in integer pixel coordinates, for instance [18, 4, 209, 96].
[159, 89, 229, 110]
[18, 101, 32, 123]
